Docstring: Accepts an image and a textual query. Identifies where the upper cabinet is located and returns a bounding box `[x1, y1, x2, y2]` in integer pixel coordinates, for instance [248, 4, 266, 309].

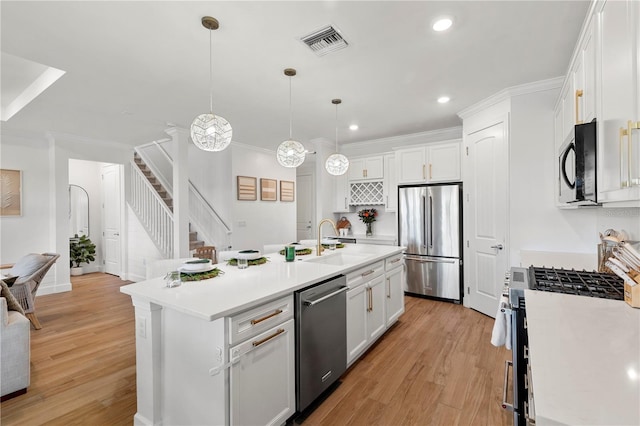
[348, 156, 384, 181]
[396, 141, 461, 184]
[597, 0, 640, 202]
[383, 154, 397, 212]
[554, 0, 640, 205]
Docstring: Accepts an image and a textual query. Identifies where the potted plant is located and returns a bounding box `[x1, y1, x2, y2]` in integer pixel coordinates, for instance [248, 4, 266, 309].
[70, 234, 96, 276]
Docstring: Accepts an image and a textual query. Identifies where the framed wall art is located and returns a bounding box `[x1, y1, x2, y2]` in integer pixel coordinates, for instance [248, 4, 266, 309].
[280, 180, 295, 202]
[237, 176, 257, 201]
[260, 178, 277, 201]
[0, 169, 22, 216]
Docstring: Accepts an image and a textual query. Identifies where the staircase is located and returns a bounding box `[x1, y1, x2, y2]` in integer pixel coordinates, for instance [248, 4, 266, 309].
[133, 153, 206, 252]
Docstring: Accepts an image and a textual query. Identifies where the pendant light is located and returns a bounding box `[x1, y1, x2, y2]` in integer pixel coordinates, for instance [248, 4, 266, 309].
[325, 99, 349, 176]
[276, 68, 306, 168]
[190, 16, 232, 152]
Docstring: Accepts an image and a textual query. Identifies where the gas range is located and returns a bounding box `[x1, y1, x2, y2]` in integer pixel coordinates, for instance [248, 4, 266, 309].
[508, 266, 625, 304]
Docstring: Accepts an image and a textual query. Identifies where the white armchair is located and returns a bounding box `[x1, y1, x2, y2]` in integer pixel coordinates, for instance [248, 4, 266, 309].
[0, 297, 30, 400]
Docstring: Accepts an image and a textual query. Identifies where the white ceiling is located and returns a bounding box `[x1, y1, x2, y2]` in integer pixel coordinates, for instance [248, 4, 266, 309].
[0, 1, 589, 150]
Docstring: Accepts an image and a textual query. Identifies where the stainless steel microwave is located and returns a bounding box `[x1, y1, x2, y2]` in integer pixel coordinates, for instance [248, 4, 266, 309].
[558, 120, 597, 205]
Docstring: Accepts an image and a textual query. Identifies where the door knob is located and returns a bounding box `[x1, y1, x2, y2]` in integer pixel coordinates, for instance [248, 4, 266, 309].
[490, 244, 503, 250]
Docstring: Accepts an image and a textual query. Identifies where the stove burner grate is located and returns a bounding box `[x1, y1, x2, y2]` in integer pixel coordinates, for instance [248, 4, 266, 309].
[530, 267, 624, 300]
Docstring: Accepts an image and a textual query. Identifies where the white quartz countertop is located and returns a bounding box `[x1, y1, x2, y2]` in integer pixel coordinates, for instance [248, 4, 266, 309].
[525, 290, 640, 426]
[121, 244, 404, 322]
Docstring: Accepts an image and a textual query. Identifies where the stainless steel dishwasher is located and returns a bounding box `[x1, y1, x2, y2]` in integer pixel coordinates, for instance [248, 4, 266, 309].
[295, 275, 347, 413]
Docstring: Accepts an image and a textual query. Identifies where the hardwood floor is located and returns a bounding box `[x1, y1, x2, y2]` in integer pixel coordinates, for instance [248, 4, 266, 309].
[1, 273, 512, 425]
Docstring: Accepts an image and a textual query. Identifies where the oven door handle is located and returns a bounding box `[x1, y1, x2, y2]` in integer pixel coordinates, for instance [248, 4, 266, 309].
[502, 360, 514, 412]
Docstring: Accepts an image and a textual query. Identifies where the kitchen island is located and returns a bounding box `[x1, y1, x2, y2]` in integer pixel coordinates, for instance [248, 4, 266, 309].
[121, 243, 405, 426]
[525, 290, 640, 425]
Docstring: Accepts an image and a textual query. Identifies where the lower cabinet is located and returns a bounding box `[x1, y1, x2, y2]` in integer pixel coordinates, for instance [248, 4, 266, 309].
[229, 318, 295, 426]
[385, 264, 405, 326]
[346, 262, 387, 366]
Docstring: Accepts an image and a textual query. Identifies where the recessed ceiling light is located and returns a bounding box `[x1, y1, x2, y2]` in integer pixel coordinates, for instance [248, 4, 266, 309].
[433, 18, 453, 32]
[437, 96, 450, 104]
[349, 124, 359, 131]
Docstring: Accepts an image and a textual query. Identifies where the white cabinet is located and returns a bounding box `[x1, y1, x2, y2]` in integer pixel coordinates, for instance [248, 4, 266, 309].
[598, 0, 640, 201]
[396, 141, 461, 184]
[396, 146, 427, 183]
[385, 254, 405, 327]
[383, 153, 397, 212]
[346, 261, 386, 366]
[428, 143, 461, 182]
[333, 173, 351, 213]
[574, 20, 596, 125]
[349, 156, 384, 180]
[228, 297, 295, 426]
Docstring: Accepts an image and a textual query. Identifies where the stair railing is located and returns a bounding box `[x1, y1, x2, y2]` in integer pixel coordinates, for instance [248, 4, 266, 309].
[134, 141, 232, 251]
[128, 160, 174, 258]
[189, 183, 232, 249]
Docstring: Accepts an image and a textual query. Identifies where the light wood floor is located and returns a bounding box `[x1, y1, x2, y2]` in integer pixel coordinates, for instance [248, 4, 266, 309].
[1, 273, 511, 425]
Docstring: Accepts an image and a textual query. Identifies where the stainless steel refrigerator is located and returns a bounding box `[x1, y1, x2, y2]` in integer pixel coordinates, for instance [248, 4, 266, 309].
[398, 183, 462, 302]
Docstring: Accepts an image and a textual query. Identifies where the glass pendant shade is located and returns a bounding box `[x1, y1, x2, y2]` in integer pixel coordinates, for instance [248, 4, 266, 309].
[325, 153, 349, 176]
[325, 98, 349, 175]
[191, 16, 232, 152]
[190, 113, 232, 152]
[277, 139, 306, 168]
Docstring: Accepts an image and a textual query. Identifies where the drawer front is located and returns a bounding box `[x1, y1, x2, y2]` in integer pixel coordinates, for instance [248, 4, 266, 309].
[346, 261, 384, 289]
[385, 254, 403, 271]
[229, 295, 293, 345]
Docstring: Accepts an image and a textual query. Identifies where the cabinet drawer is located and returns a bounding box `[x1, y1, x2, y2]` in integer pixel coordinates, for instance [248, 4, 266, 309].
[229, 295, 293, 345]
[385, 254, 404, 271]
[346, 261, 384, 289]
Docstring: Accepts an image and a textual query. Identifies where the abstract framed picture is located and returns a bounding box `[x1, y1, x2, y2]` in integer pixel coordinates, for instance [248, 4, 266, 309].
[260, 178, 277, 201]
[237, 176, 257, 201]
[280, 180, 294, 202]
[0, 169, 22, 216]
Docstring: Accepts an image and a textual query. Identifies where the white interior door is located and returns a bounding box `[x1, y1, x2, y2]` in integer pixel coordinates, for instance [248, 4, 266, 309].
[296, 173, 314, 241]
[465, 119, 509, 317]
[102, 164, 122, 276]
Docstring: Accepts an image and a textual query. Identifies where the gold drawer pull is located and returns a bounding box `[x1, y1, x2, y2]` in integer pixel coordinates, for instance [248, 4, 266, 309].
[575, 89, 583, 124]
[361, 269, 375, 277]
[252, 328, 285, 347]
[250, 309, 283, 325]
[390, 258, 401, 264]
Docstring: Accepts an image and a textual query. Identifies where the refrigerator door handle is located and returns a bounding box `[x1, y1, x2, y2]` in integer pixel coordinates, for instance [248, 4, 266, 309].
[429, 195, 433, 248]
[421, 194, 427, 248]
[403, 255, 458, 264]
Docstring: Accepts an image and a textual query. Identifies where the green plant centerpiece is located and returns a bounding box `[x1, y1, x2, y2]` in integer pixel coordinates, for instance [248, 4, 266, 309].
[70, 234, 96, 275]
[358, 208, 377, 236]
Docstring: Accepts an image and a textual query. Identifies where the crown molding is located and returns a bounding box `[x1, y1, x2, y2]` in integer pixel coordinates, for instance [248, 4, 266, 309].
[458, 76, 564, 120]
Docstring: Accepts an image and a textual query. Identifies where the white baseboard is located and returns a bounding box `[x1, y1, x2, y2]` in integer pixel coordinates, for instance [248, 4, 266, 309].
[126, 273, 145, 283]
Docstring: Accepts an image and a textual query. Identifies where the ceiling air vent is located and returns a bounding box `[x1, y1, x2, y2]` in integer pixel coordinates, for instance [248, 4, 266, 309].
[300, 25, 348, 57]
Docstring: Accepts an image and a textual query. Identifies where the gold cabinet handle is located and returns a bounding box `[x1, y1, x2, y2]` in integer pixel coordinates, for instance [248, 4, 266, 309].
[429, 163, 433, 180]
[575, 89, 583, 124]
[250, 309, 283, 325]
[252, 328, 285, 347]
[628, 120, 640, 186]
[386, 277, 391, 299]
[620, 126, 630, 188]
[361, 269, 375, 277]
[422, 164, 426, 180]
[369, 287, 373, 311]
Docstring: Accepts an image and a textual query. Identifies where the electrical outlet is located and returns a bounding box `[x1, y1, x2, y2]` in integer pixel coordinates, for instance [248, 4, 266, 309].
[238, 221, 247, 227]
[136, 316, 147, 338]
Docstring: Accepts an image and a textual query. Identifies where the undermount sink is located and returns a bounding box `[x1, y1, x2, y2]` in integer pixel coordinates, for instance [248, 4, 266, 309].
[304, 253, 368, 266]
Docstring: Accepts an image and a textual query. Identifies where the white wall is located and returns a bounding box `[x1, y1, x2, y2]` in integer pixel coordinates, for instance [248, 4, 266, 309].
[231, 143, 296, 250]
[0, 134, 59, 291]
[0, 130, 131, 294]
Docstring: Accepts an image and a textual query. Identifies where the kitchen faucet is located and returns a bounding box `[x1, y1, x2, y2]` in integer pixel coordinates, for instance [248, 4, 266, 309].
[316, 218, 339, 256]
